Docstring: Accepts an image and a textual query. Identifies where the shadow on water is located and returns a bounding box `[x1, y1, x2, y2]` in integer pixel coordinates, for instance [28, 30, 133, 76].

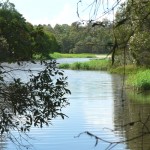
[113, 74, 150, 150]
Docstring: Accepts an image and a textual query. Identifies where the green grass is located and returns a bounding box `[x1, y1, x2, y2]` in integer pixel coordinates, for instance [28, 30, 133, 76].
[126, 69, 150, 91]
[34, 52, 150, 93]
[50, 52, 97, 59]
[60, 60, 150, 92]
[110, 65, 150, 92]
[59, 59, 111, 71]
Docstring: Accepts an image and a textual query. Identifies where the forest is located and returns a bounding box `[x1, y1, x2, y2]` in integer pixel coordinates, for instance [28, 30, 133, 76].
[0, 2, 113, 61]
[0, 0, 150, 67]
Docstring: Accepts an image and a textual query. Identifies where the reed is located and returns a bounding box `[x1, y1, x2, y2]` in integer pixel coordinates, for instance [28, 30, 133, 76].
[59, 59, 110, 71]
[126, 69, 150, 91]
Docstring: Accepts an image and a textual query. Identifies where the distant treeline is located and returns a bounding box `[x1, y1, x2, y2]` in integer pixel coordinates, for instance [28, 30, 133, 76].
[0, 0, 113, 63]
[0, 0, 150, 67]
[42, 20, 113, 54]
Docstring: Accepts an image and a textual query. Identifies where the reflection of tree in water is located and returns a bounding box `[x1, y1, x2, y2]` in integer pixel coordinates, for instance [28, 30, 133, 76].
[113, 75, 150, 150]
[0, 135, 7, 150]
[111, 74, 128, 147]
[0, 61, 70, 149]
[124, 92, 150, 150]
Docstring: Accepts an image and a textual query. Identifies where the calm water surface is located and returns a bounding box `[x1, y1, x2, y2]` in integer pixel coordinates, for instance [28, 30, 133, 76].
[1, 58, 150, 150]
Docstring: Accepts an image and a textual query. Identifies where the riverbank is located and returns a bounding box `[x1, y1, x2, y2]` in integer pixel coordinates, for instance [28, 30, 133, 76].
[59, 59, 111, 70]
[110, 65, 150, 92]
[58, 59, 150, 92]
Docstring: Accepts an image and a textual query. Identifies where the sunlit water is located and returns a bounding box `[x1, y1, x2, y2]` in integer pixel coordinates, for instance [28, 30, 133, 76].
[1, 58, 150, 150]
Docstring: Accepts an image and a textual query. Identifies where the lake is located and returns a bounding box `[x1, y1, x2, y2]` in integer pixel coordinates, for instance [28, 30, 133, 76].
[0, 58, 150, 150]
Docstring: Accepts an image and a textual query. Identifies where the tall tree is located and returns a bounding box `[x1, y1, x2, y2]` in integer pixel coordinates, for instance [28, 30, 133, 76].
[0, 0, 33, 61]
[0, 1, 70, 147]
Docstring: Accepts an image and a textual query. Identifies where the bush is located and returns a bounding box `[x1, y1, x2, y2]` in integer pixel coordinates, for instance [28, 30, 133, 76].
[126, 69, 150, 91]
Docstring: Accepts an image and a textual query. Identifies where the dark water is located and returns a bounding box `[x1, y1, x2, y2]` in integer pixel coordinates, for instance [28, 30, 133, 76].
[0, 58, 150, 150]
[114, 90, 150, 150]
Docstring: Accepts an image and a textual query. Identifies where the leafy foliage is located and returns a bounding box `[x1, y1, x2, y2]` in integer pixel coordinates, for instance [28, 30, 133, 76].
[129, 32, 150, 66]
[43, 21, 113, 54]
[32, 25, 59, 58]
[0, 1, 32, 61]
[113, 0, 150, 67]
[0, 60, 70, 135]
[126, 69, 150, 91]
[0, 1, 70, 146]
[0, 1, 59, 62]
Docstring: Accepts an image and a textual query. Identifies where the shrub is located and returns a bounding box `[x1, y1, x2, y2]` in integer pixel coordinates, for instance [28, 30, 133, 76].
[126, 69, 150, 91]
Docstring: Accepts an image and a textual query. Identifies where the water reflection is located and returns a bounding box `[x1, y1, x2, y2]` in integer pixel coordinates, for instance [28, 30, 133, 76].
[124, 91, 150, 150]
[82, 71, 114, 129]
[1, 58, 150, 150]
[0, 136, 7, 150]
[113, 75, 150, 150]
[2, 69, 128, 150]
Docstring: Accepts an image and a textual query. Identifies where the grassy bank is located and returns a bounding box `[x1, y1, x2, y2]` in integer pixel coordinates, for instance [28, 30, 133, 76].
[110, 65, 150, 91]
[126, 69, 150, 91]
[59, 59, 111, 71]
[59, 59, 150, 92]
[50, 52, 97, 59]
[34, 52, 150, 92]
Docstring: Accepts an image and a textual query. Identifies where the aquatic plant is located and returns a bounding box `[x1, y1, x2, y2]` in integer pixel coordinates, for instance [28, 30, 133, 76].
[126, 69, 150, 91]
[59, 59, 110, 71]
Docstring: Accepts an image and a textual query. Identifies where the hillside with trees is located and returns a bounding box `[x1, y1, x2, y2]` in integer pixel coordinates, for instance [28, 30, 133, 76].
[42, 20, 113, 54]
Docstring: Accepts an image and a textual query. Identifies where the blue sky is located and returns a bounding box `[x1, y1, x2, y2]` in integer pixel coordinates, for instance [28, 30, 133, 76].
[9, 0, 124, 26]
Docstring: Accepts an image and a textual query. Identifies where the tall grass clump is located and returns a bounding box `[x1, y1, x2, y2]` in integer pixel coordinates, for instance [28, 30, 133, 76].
[80, 59, 110, 70]
[58, 63, 70, 69]
[59, 59, 110, 71]
[126, 69, 150, 91]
